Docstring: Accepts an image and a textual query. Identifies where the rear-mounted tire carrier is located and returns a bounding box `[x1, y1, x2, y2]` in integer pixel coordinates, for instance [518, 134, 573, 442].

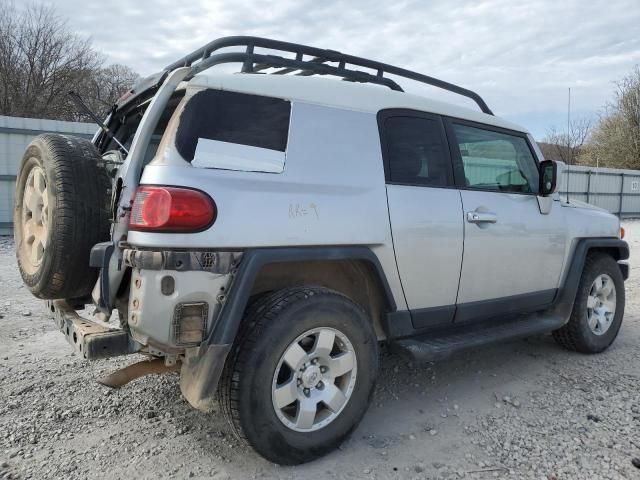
[14, 134, 112, 300]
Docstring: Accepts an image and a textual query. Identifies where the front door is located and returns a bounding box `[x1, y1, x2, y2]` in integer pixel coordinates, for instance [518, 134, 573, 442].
[446, 120, 567, 323]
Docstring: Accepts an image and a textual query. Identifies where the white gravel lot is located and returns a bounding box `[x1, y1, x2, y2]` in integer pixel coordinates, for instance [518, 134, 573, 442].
[1, 222, 639, 480]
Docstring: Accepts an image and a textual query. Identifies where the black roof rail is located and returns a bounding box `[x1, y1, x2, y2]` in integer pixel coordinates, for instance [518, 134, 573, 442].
[161, 36, 493, 115]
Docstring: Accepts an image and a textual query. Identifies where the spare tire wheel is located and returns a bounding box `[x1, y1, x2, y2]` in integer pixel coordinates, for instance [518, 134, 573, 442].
[14, 134, 112, 300]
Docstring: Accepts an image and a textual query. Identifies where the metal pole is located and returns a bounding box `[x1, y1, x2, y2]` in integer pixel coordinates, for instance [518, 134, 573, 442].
[566, 87, 571, 204]
[618, 173, 625, 217]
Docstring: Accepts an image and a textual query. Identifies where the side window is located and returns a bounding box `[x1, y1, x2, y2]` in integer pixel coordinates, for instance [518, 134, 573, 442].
[452, 123, 539, 194]
[382, 116, 451, 187]
[175, 89, 291, 163]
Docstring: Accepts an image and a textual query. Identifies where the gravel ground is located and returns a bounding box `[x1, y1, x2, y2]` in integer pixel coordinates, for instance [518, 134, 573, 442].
[1, 222, 639, 480]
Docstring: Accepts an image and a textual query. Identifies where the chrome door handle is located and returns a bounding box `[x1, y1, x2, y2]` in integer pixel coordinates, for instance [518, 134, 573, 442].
[466, 211, 497, 223]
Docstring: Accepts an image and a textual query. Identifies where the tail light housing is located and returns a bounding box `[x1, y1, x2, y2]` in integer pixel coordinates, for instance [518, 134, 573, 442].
[129, 186, 216, 232]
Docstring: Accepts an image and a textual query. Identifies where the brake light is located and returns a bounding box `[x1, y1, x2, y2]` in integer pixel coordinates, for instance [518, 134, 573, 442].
[129, 186, 216, 232]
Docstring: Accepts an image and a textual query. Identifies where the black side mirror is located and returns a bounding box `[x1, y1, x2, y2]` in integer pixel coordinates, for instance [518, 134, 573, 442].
[539, 160, 557, 196]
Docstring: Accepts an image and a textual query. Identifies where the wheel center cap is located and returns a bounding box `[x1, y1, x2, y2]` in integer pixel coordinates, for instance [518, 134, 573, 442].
[301, 365, 321, 388]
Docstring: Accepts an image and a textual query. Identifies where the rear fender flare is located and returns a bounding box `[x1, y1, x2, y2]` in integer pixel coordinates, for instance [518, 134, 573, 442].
[207, 247, 396, 345]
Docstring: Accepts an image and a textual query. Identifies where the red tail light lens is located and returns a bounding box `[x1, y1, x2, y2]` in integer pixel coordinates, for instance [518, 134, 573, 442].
[129, 186, 216, 232]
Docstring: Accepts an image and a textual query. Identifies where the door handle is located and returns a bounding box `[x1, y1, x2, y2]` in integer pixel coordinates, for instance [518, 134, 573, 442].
[466, 211, 497, 224]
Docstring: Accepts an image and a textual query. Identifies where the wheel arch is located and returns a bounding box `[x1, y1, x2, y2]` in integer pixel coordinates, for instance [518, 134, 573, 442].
[553, 237, 629, 320]
[207, 247, 398, 345]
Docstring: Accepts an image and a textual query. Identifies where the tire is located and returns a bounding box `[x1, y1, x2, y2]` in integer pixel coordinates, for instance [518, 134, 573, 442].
[553, 253, 625, 353]
[217, 286, 379, 465]
[14, 134, 112, 300]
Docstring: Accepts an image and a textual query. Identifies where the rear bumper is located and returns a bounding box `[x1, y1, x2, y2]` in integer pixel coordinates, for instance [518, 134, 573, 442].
[48, 300, 141, 360]
[123, 249, 240, 349]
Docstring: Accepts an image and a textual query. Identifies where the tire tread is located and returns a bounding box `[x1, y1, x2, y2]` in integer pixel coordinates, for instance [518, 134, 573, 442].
[15, 134, 111, 299]
[217, 287, 352, 441]
[553, 253, 624, 353]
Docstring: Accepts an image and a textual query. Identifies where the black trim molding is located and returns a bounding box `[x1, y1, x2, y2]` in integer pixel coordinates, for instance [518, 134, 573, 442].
[454, 289, 557, 324]
[411, 304, 456, 329]
[208, 246, 397, 345]
[383, 237, 629, 340]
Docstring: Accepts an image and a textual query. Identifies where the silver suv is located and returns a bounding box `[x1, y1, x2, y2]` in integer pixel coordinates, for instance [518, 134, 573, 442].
[13, 37, 629, 464]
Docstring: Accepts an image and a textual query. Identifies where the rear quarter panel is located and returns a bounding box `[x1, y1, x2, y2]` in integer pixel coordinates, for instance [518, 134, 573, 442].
[128, 101, 407, 309]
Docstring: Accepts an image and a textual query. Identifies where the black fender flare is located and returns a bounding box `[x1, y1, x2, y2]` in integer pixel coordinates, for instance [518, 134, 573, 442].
[550, 237, 629, 320]
[207, 246, 397, 345]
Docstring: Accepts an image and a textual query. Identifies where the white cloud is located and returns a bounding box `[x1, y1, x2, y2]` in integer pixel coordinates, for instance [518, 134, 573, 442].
[47, 0, 640, 137]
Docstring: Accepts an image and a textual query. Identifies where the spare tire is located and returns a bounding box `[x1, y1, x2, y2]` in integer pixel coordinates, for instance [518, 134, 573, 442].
[14, 134, 112, 300]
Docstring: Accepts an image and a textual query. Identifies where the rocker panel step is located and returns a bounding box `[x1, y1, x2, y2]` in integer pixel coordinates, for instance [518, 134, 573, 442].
[390, 314, 566, 363]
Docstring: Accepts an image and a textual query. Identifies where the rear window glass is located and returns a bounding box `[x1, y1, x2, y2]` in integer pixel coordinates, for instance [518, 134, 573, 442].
[175, 89, 291, 162]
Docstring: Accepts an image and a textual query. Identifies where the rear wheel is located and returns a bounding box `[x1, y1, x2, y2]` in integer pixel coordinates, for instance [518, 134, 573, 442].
[14, 134, 111, 300]
[553, 254, 625, 353]
[217, 286, 379, 465]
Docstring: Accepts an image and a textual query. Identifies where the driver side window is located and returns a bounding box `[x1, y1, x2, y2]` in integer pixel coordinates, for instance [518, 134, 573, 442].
[453, 123, 539, 194]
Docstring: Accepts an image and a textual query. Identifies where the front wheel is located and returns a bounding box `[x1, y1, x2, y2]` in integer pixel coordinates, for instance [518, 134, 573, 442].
[553, 254, 625, 353]
[217, 287, 379, 465]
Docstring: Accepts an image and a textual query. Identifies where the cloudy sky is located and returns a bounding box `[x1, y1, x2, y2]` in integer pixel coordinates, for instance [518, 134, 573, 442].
[49, 0, 640, 138]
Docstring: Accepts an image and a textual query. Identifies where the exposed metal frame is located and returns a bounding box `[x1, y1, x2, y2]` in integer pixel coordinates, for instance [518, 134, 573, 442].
[159, 36, 494, 115]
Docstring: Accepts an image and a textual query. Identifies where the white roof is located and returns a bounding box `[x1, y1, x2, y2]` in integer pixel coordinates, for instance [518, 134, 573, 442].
[187, 73, 526, 133]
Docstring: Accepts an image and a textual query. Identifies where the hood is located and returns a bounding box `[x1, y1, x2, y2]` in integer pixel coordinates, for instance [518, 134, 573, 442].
[560, 198, 609, 213]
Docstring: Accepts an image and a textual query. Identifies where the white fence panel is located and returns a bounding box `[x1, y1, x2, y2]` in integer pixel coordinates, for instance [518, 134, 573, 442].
[557, 163, 640, 218]
[0, 115, 96, 234]
[2, 115, 640, 235]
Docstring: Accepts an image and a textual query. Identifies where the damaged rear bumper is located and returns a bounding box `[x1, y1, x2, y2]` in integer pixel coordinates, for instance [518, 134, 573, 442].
[47, 300, 141, 360]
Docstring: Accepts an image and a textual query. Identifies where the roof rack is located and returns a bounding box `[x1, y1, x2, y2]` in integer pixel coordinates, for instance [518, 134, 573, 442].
[161, 36, 493, 115]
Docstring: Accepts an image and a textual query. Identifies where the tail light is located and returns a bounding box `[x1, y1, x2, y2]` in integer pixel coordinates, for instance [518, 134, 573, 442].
[129, 186, 216, 232]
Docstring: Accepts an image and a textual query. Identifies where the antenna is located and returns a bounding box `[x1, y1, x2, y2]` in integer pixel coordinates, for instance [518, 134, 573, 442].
[566, 87, 571, 204]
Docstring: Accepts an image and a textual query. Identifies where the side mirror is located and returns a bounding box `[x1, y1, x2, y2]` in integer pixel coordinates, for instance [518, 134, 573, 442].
[539, 160, 557, 196]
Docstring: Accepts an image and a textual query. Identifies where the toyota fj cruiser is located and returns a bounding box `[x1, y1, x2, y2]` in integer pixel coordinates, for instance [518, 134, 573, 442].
[14, 37, 629, 464]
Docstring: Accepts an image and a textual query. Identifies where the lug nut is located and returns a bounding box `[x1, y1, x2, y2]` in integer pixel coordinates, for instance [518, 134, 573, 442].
[320, 366, 327, 373]
[303, 388, 310, 396]
[317, 381, 323, 389]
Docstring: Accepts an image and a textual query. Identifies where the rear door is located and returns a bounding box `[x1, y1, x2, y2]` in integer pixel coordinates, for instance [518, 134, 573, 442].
[445, 119, 567, 323]
[379, 110, 464, 329]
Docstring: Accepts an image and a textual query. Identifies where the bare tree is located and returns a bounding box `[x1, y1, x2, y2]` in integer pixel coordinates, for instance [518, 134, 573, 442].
[0, 2, 139, 121]
[72, 63, 140, 121]
[540, 117, 592, 164]
[581, 66, 640, 169]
